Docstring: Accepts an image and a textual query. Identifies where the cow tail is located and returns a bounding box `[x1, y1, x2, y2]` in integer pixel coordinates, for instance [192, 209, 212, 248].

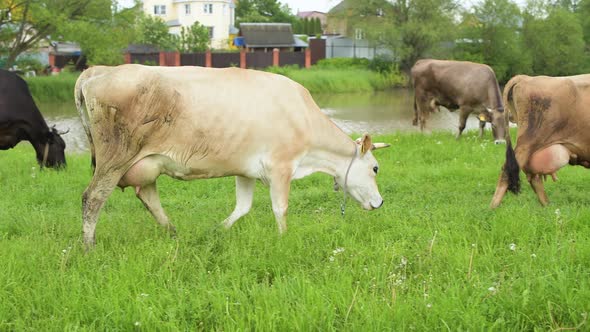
[502, 76, 521, 194]
[504, 138, 520, 194]
[412, 94, 418, 126]
[74, 79, 96, 170]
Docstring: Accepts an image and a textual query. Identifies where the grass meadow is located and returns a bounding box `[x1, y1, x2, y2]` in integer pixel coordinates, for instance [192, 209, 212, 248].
[0, 130, 589, 330]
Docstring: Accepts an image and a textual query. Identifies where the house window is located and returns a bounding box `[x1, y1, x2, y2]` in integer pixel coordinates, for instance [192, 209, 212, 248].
[153, 5, 166, 15]
[354, 28, 365, 40]
[207, 26, 214, 39]
[203, 3, 213, 14]
[185, 4, 191, 15]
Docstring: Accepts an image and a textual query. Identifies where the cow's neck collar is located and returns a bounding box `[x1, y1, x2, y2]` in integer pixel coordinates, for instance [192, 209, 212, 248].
[340, 144, 358, 216]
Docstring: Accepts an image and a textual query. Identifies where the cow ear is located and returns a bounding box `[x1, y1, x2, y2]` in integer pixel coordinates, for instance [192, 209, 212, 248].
[359, 134, 372, 155]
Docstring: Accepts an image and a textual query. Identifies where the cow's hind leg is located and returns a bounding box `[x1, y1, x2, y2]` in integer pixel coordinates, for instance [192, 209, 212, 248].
[529, 175, 549, 206]
[136, 183, 176, 236]
[222, 176, 256, 229]
[82, 170, 125, 250]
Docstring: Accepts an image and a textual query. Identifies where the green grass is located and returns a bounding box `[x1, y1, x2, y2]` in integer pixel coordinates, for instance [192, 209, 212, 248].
[1, 131, 589, 330]
[267, 66, 407, 94]
[25, 72, 79, 103]
[23, 67, 406, 104]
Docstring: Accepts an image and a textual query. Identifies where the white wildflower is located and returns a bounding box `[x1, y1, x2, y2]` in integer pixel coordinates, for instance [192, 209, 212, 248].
[531, 253, 537, 258]
[488, 286, 496, 292]
[400, 256, 408, 267]
[329, 256, 335, 262]
[426, 303, 432, 308]
[509, 243, 516, 251]
[332, 247, 345, 255]
[134, 321, 141, 326]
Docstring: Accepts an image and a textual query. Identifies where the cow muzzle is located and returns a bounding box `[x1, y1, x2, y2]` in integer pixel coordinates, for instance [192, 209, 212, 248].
[367, 199, 384, 210]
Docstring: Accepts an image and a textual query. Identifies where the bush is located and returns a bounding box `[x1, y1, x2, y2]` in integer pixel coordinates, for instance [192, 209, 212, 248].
[25, 72, 80, 103]
[314, 58, 370, 70]
[15, 56, 45, 74]
[368, 56, 398, 74]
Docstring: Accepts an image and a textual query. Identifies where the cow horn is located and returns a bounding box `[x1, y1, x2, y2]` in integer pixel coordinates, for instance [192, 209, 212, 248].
[372, 143, 390, 150]
[57, 128, 70, 135]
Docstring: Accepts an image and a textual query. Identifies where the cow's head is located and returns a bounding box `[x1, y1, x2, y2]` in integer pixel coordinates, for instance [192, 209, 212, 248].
[41, 127, 67, 168]
[479, 108, 507, 144]
[335, 134, 390, 210]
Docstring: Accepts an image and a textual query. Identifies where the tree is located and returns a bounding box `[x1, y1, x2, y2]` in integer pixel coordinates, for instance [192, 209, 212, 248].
[59, 5, 139, 65]
[0, 0, 115, 68]
[458, 0, 531, 82]
[134, 15, 176, 50]
[235, 0, 296, 25]
[523, 7, 586, 75]
[340, 0, 459, 71]
[176, 21, 210, 52]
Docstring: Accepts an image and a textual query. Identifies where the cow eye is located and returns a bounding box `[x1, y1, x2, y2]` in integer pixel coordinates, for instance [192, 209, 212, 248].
[373, 166, 379, 174]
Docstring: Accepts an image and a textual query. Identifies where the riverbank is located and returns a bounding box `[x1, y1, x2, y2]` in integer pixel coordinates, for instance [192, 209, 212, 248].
[25, 65, 406, 103]
[1, 131, 588, 330]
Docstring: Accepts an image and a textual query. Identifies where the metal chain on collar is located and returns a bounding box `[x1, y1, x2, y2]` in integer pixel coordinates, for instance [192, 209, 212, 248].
[340, 146, 358, 217]
[41, 143, 49, 168]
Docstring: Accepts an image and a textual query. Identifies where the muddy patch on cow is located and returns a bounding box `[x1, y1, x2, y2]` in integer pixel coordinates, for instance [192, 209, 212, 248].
[524, 95, 552, 136]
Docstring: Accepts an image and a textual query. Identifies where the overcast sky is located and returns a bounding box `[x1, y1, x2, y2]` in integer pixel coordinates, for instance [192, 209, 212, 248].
[278, 0, 527, 14]
[280, 0, 337, 14]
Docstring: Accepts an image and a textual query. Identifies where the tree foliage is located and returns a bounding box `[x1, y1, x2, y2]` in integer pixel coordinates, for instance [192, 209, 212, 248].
[59, 5, 138, 66]
[134, 14, 176, 50]
[294, 17, 322, 35]
[176, 21, 209, 52]
[0, 0, 118, 68]
[339, 0, 458, 71]
[235, 0, 296, 25]
[454, 0, 531, 82]
[523, 8, 586, 75]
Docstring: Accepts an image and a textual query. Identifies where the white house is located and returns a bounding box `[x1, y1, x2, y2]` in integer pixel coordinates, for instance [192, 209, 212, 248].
[142, 0, 236, 49]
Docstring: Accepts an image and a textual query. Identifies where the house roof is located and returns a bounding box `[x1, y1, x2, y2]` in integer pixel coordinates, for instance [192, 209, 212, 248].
[297, 11, 326, 18]
[328, 1, 347, 14]
[239, 23, 296, 48]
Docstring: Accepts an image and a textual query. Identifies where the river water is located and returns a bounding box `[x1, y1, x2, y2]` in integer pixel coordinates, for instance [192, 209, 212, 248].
[41, 89, 480, 152]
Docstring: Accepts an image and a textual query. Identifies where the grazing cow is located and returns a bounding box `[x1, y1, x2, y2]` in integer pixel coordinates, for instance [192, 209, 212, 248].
[75, 64, 389, 248]
[490, 74, 590, 208]
[0, 69, 66, 168]
[411, 59, 507, 144]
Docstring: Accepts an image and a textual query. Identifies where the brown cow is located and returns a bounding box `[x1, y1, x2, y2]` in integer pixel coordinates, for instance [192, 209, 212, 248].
[411, 59, 507, 144]
[490, 74, 590, 208]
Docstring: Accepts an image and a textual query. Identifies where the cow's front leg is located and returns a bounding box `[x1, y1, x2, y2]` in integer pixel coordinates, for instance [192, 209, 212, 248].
[136, 183, 176, 236]
[222, 176, 256, 229]
[269, 169, 292, 234]
[456, 107, 472, 139]
[529, 174, 549, 206]
[478, 120, 486, 138]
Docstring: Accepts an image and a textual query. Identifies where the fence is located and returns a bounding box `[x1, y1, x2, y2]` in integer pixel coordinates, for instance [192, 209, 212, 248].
[326, 37, 392, 60]
[123, 48, 313, 69]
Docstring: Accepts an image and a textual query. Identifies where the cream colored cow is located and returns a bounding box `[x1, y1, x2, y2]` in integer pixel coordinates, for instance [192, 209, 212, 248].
[75, 64, 389, 248]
